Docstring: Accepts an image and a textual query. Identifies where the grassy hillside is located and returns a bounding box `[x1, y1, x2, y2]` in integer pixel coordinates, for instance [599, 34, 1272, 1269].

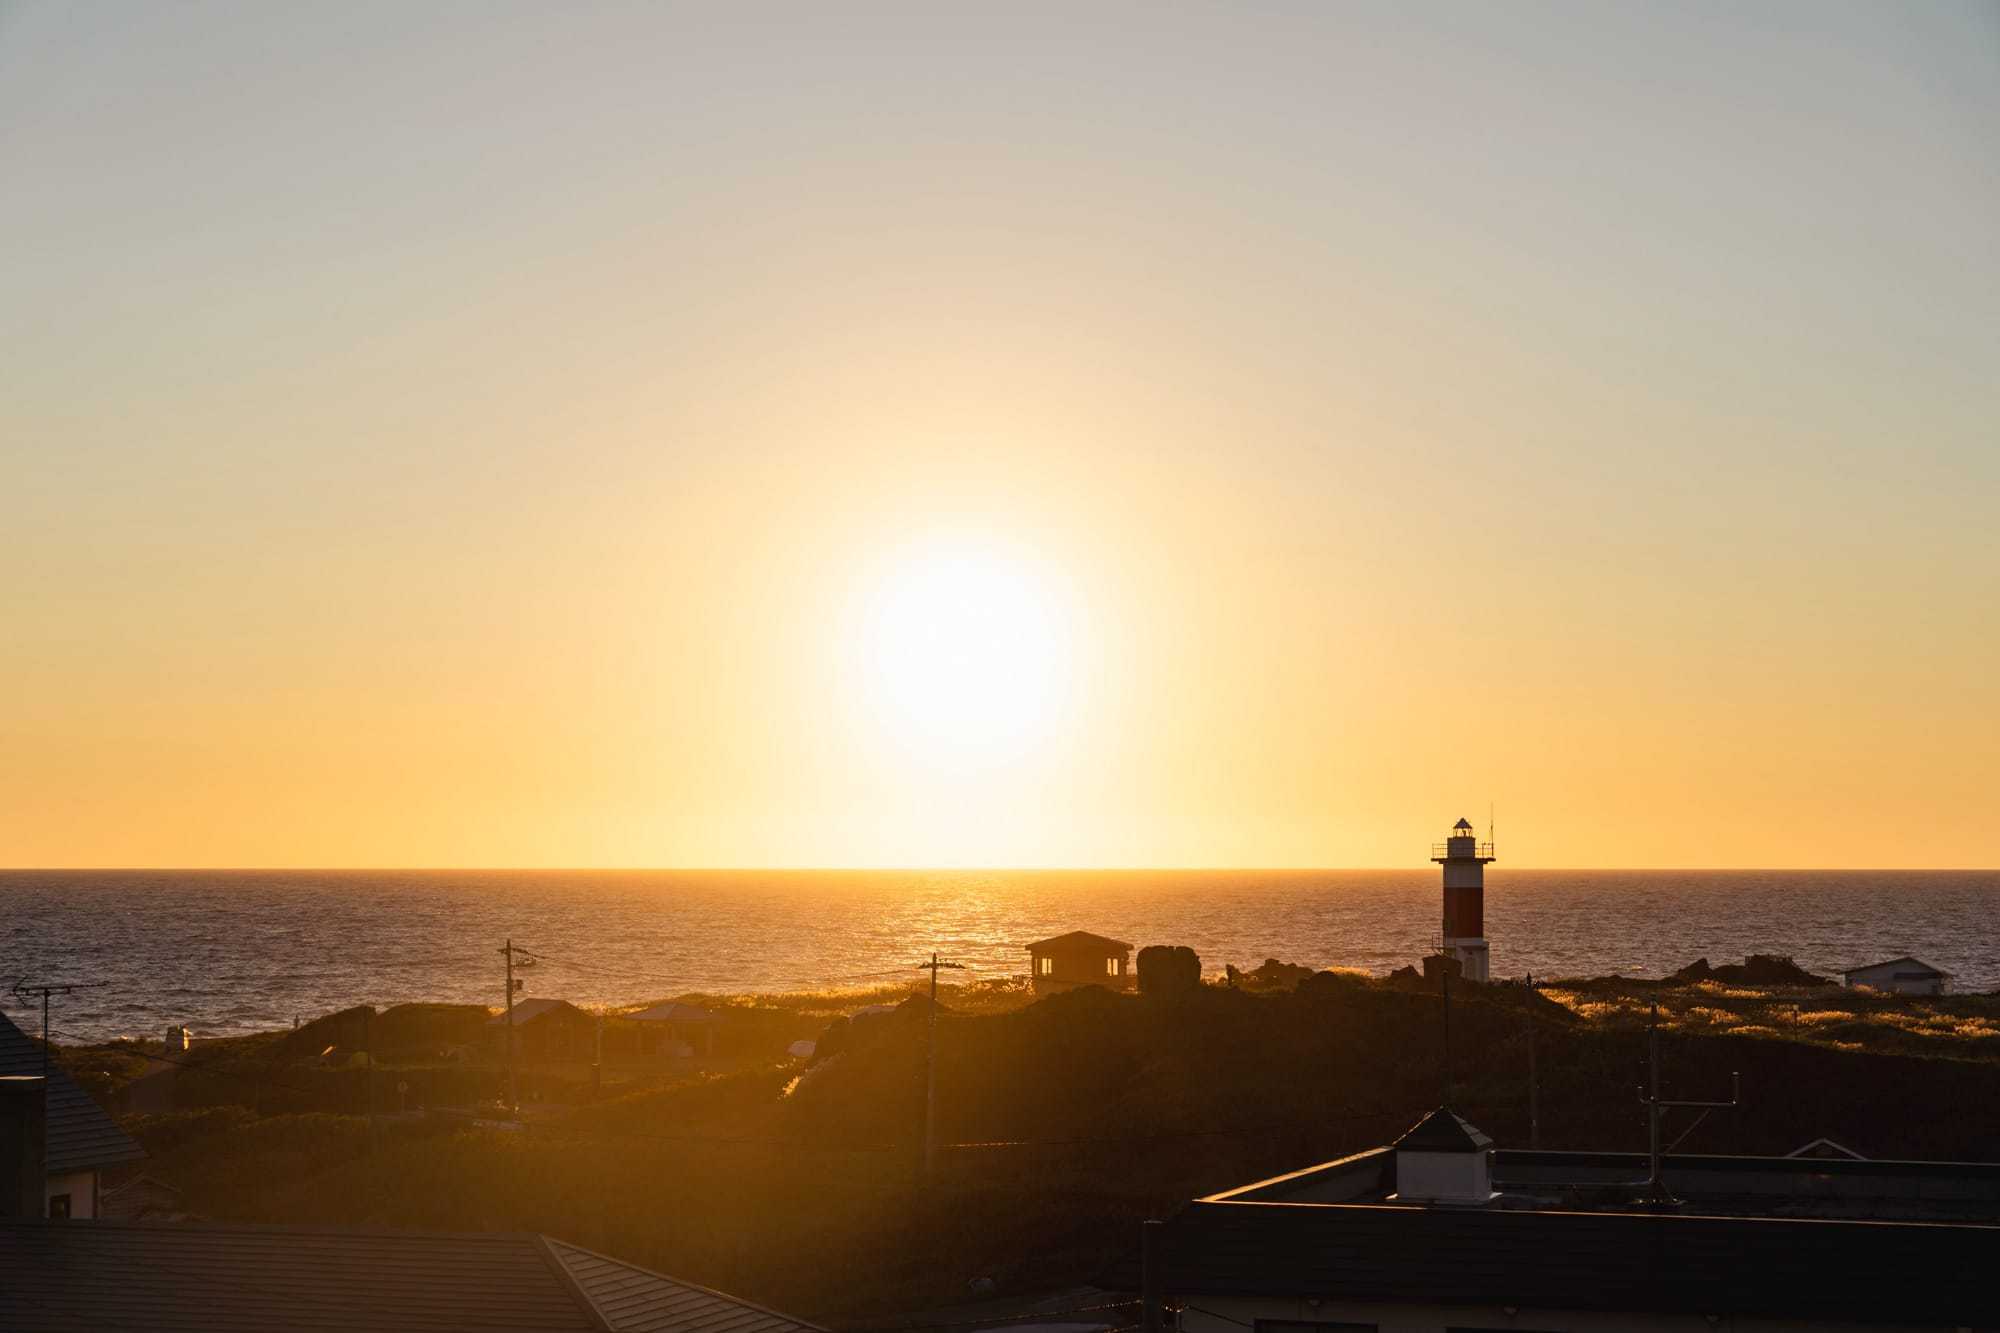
[84, 969, 2000, 1320]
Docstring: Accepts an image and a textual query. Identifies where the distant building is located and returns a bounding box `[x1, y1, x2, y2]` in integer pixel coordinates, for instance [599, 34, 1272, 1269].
[0, 1011, 145, 1219]
[625, 1001, 720, 1058]
[1026, 931, 1134, 996]
[97, 1173, 186, 1222]
[0, 1219, 828, 1333]
[486, 998, 596, 1061]
[1842, 956, 1951, 997]
[1431, 816, 1495, 981]
[1789, 1136, 1868, 1161]
[1119, 1108, 1995, 1331]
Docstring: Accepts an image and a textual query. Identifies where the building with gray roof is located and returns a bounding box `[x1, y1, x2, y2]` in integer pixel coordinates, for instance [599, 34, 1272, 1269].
[0, 1220, 828, 1333]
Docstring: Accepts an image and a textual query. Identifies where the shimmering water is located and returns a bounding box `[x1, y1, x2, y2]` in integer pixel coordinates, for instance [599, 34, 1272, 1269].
[1, 869, 1992, 1040]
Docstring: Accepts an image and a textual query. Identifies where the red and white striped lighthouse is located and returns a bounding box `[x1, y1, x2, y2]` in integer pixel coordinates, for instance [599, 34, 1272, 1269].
[1431, 817, 1495, 981]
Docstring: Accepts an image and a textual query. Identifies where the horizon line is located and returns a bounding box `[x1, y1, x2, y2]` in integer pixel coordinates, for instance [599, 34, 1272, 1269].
[2, 864, 1994, 874]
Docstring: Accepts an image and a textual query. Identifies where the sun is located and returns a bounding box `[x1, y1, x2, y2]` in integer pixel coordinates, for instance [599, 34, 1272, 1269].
[854, 540, 1075, 762]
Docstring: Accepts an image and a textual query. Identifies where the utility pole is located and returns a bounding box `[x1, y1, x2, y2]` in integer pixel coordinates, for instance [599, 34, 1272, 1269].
[1525, 971, 1540, 1150]
[1639, 1001, 1739, 1203]
[1440, 964, 1454, 1106]
[1527, 1006, 1540, 1150]
[916, 952, 964, 1182]
[10, 981, 106, 1080]
[498, 941, 533, 1117]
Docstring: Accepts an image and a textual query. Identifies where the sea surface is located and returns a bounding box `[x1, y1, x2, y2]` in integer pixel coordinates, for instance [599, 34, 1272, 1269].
[1, 869, 1993, 1040]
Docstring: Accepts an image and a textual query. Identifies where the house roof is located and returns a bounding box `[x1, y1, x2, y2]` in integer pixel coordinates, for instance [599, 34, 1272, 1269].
[1026, 931, 1134, 954]
[1127, 1200, 1995, 1326]
[487, 998, 590, 1027]
[1841, 956, 1951, 978]
[1391, 1107, 1493, 1154]
[547, 1238, 825, 1333]
[0, 1221, 826, 1333]
[626, 1002, 719, 1025]
[1787, 1137, 1867, 1160]
[0, 1011, 145, 1176]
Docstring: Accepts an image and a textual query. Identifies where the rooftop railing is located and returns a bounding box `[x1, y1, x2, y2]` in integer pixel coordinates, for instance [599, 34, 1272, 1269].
[1432, 841, 1496, 859]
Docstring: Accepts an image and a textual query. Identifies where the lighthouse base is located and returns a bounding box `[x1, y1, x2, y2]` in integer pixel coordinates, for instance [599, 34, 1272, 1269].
[1444, 938, 1489, 983]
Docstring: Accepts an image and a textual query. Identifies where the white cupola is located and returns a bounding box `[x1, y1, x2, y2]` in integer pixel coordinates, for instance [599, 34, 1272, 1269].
[1389, 1107, 1498, 1206]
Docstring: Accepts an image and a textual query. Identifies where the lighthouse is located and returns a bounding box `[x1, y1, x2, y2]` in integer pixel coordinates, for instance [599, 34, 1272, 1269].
[1431, 816, 1495, 981]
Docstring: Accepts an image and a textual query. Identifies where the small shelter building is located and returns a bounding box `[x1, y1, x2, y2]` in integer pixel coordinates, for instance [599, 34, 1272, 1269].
[1026, 931, 1134, 996]
[1842, 956, 1951, 997]
[487, 999, 596, 1062]
[625, 1002, 720, 1058]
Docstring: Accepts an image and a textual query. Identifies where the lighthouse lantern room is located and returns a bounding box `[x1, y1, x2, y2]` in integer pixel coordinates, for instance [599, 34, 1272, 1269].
[1431, 816, 1496, 982]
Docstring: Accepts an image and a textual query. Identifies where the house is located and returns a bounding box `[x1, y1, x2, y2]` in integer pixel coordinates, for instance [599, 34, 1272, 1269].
[97, 1173, 187, 1222]
[487, 997, 597, 1061]
[626, 1001, 721, 1058]
[0, 1219, 828, 1333]
[1842, 955, 1951, 996]
[1117, 1106, 1997, 1330]
[0, 1010, 145, 1219]
[1788, 1135, 1868, 1160]
[1026, 931, 1134, 996]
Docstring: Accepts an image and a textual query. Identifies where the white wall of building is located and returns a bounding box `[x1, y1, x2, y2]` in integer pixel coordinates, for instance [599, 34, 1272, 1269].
[1391, 1149, 1494, 1204]
[44, 1168, 96, 1219]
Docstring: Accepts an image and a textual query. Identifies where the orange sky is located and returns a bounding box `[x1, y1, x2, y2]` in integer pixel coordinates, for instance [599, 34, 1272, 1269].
[3, 4, 1995, 868]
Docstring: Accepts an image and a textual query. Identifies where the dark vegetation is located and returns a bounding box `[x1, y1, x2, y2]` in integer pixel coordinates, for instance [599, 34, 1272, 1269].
[51, 960, 2000, 1322]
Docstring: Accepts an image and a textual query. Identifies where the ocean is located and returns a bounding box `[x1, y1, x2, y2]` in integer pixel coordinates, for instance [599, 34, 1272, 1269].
[2, 869, 1993, 1040]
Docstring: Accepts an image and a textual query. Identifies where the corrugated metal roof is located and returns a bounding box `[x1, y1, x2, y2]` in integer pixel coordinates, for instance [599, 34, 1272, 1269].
[547, 1239, 826, 1333]
[0, 1222, 605, 1332]
[0, 1223, 823, 1332]
[0, 1011, 145, 1175]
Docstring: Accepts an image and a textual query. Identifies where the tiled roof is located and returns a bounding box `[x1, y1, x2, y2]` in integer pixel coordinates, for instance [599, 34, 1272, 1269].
[1130, 1199, 1997, 1326]
[547, 1239, 826, 1333]
[1026, 931, 1133, 953]
[0, 1011, 144, 1175]
[0, 1222, 824, 1333]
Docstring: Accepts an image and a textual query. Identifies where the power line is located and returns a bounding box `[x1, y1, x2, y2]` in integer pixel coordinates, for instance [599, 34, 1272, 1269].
[511, 945, 921, 993]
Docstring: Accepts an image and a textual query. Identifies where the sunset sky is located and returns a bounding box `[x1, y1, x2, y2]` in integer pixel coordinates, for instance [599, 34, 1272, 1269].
[3, 2, 1995, 869]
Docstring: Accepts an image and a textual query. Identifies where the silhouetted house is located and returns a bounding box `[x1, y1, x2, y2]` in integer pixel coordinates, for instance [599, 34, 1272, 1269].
[626, 1001, 720, 1057]
[1117, 1108, 1997, 1330]
[97, 1173, 186, 1222]
[0, 1012, 144, 1219]
[487, 998, 596, 1061]
[1842, 956, 1951, 997]
[1026, 931, 1134, 996]
[1789, 1136, 1867, 1160]
[0, 1220, 828, 1333]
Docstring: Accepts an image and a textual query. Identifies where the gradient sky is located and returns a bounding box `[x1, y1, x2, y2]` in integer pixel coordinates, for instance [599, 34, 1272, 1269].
[3, 2, 1995, 869]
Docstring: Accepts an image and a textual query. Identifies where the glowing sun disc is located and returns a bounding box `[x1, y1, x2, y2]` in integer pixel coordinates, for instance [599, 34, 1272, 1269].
[856, 542, 1072, 759]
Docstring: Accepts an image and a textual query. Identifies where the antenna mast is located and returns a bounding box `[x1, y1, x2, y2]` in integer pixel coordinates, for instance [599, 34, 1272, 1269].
[1638, 1000, 1740, 1204]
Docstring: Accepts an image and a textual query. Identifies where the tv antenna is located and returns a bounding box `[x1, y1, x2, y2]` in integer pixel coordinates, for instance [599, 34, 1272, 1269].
[1638, 1000, 1740, 1204]
[10, 980, 107, 1079]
